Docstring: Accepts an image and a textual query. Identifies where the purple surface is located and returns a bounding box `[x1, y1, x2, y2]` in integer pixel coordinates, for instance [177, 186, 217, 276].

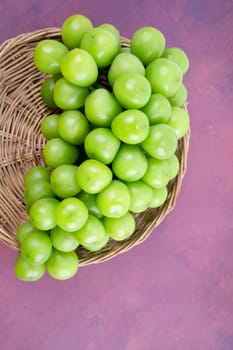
[0, 0, 233, 349]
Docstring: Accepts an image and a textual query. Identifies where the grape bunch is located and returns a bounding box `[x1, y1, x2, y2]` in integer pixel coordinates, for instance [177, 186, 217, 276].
[15, 14, 190, 281]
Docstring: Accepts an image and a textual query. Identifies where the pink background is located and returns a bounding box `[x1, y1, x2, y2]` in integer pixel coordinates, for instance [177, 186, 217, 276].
[0, 0, 233, 349]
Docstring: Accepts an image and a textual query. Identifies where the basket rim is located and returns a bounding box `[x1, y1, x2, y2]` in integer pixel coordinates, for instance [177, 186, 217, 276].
[0, 28, 190, 266]
[0, 27, 130, 55]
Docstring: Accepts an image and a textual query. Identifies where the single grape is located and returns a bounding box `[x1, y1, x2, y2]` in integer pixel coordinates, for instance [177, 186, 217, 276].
[163, 47, 189, 74]
[54, 77, 89, 110]
[85, 88, 122, 127]
[165, 107, 190, 139]
[24, 180, 55, 208]
[96, 180, 131, 218]
[149, 187, 168, 208]
[167, 154, 180, 180]
[43, 138, 79, 168]
[15, 255, 46, 281]
[57, 110, 90, 145]
[50, 165, 81, 198]
[130, 26, 165, 64]
[125, 181, 153, 213]
[142, 124, 177, 159]
[80, 27, 119, 67]
[76, 159, 112, 194]
[120, 47, 131, 53]
[50, 226, 79, 252]
[56, 197, 88, 232]
[24, 166, 50, 187]
[30, 198, 59, 231]
[61, 14, 93, 49]
[47, 249, 79, 280]
[40, 75, 60, 108]
[77, 192, 103, 219]
[146, 58, 183, 97]
[112, 144, 148, 181]
[98, 23, 120, 44]
[141, 93, 172, 125]
[75, 215, 106, 245]
[84, 128, 120, 164]
[61, 48, 98, 87]
[142, 158, 170, 189]
[34, 39, 69, 74]
[98, 23, 121, 51]
[108, 52, 145, 86]
[169, 83, 188, 107]
[81, 233, 109, 252]
[103, 212, 135, 241]
[40, 114, 60, 140]
[21, 231, 52, 265]
[16, 220, 41, 244]
[113, 73, 151, 109]
[111, 109, 149, 144]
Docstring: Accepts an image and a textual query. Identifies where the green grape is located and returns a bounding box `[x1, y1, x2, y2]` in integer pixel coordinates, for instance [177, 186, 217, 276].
[84, 128, 120, 164]
[50, 165, 81, 198]
[30, 198, 59, 231]
[142, 158, 170, 189]
[163, 47, 189, 74]
[82, 233, 109, 252]
[15, 255, 46, 281]
[103, 212, 135, 241]
[169, 83, 187, 107]
[120, 47, 131, 53]
[43, 138, 79, 168]
[50, 226, 79, 252]
[46, 249, 79, 280]
[165, 107, 190, 139]
[149, 187, 168, 208]
[98, 23, 121, 48]
[34, 39, 69, 74]
[111, 109, 149, 144]
[57, 110, 90, 145]
[85, 88, 122, 127]
[125, 181, 153, 213]
[21, 231, 52, 265]
[16, 220, 41, 244]
[61, 48, 98, 87]
[113, 73, 151, 109]
[142, 124, 177, 159]
[80, 27, 119, 68]
[61, 14, 93, 49]
[146, 58, 182, 97]
[54, 77, 89, 110]
[141, 93, 172, 124]
[108, 52, 145, 86]
[112, 144, 148, 181]
[24, 180, 55, 208]
[75, 215, 106, 245]
[56, 197, 88, 232]
[40, 75, 60, 108]
[167, 154, 180, 180]
[77, 192, 103, 219]
[76, 159, 112, 194]
[96, 180, 131, 218]
[40, 114, 60, 140]
[24, 166, 50, 187]
[130, 26, 165, 64]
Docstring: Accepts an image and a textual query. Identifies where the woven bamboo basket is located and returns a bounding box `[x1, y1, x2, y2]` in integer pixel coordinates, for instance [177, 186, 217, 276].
[0, 28, 190, 266]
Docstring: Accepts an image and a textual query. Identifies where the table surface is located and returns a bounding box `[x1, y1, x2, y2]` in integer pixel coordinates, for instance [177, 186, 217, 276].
[0, 1, 232, 349]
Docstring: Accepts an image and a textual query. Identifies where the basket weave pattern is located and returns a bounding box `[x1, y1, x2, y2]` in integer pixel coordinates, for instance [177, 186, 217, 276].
[0, 28, 190, 266]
